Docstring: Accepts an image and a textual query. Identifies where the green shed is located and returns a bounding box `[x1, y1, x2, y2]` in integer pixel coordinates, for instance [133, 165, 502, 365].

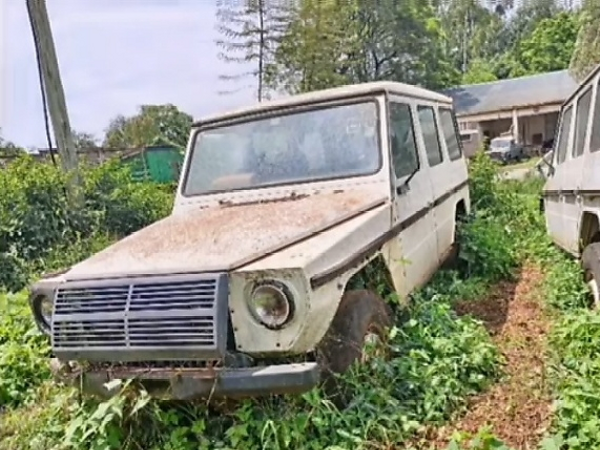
[121, 145, 184, 184]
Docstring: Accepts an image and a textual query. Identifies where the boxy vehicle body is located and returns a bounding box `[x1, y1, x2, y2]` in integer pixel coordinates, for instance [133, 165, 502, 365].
[29, 81, 470, 400]
[541, 63, 600, 307]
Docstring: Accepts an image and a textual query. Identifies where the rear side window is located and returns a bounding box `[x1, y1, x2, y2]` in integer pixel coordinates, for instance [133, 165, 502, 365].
[573, 86, 593, 158]
[439, 107, 463, 160]
[556, 105, 573, 164]
[591, 81, 600, 153]
[417, 105, 444, 167]
[389, 102, 419, 179]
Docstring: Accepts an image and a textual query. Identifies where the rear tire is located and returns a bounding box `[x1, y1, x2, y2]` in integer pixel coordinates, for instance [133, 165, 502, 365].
[442, 212, 466, 270]
[582, 243, 600, 309]
[317, 290, 393, 405]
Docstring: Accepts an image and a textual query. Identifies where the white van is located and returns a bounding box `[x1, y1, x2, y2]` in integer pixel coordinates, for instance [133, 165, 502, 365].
[541, 63, 600, 307]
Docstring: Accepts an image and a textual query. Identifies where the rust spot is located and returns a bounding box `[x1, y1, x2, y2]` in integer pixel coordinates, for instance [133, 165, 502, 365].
[218, 191, 309, 208]
[97, 366, 220, 380]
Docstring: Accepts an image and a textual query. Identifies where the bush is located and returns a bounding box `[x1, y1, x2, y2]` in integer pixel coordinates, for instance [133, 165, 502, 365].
[0, 293, 50, 409]
[0, 156, 173, 292]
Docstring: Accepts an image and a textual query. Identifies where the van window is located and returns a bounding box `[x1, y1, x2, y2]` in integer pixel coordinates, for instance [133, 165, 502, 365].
[439, 108, 463, 160]
[389, 102, 419, 179]
[591, 81, 600, 153]
[556, 104, 573, 164]
[417, 105, 444, 166]
[573, 86, 593, 158]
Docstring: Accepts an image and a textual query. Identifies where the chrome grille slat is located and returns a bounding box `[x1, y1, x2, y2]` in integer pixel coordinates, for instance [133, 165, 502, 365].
[51, 274, 228, 362]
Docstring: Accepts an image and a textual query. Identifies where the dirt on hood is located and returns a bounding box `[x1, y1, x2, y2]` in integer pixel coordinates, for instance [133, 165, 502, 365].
[64, 190, 388, 281]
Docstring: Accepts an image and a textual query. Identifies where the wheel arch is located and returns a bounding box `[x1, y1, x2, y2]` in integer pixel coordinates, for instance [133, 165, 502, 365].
[579, 211, 600, 253]
[344, 253, 395, 300]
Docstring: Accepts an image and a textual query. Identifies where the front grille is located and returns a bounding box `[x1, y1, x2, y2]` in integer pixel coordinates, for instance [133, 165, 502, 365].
[51, 274, 228, 362]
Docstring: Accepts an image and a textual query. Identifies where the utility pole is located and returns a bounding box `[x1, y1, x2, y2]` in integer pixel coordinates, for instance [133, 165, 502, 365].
[26, 0, 81, 200]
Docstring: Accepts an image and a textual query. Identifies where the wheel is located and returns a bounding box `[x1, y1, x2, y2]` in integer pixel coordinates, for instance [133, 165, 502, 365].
[582, 242, 600, 309]
[441, 212, 466, 270]
[317, 290, 393, 404]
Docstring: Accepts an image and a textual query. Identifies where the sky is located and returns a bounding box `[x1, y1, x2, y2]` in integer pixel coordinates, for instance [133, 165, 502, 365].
[0, 0, 255, 148]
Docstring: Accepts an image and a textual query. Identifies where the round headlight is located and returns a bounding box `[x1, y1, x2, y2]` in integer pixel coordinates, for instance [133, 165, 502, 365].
[248, 281, 294, 329]
[31, 294, 53, 335]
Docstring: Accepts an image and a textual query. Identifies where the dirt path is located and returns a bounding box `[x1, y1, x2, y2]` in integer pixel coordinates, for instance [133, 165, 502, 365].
[422, 265, 553, 449]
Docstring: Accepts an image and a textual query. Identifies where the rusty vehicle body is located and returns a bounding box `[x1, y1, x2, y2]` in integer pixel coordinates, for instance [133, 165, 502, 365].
[29, 81, 470, 400]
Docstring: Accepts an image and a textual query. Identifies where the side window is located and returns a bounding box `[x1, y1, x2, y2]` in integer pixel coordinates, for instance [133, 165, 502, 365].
[573, 86, 593, 158]
[417, 105, 444, 167]
[591, 81, 600, 153]
[556, 105, 573, 165]
[439, 107, 463, 161]
[389, 102, 419, 179]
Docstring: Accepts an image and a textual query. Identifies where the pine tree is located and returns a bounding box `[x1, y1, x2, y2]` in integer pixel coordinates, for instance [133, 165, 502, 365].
[215, 0, 293, 101]
[569, 0, 600, 82]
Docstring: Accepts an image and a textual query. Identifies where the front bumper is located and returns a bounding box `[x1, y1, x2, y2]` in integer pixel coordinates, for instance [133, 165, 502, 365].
[50, 358, 320, 400]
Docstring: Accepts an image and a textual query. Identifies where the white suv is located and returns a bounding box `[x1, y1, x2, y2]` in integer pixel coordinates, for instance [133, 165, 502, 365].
[541, 63, 600, 307]
[29, 81, 470, 400]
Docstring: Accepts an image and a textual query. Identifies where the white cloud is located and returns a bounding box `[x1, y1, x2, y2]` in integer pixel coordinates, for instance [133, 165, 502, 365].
[1, 0, 255, 147]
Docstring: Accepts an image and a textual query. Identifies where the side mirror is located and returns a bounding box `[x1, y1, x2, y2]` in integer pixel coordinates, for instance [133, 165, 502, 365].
[539, 155, 555, 178]
[396, 184, 410, 196]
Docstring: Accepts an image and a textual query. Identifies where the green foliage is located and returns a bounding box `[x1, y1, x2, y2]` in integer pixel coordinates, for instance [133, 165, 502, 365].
[509, 11, 579, 77]
[445, 426, 515, 450]
[569, 0, 600, 82]
[0, 293, 50, 409]
[264, 0, 460, 94]
[0, 155, 173, 292]
[103, 104, 192, 149]
[462, 59, 498, 85]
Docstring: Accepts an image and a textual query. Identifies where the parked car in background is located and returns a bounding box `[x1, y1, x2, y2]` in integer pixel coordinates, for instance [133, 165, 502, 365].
[459, 129, 482, 158]
[541, 62, 600, 308]
[486, 135, 525, 164]
[28, 81, 471, 402]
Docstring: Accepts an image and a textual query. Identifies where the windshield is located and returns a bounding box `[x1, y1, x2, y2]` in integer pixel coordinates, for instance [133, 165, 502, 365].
[491, 139, 511, 149]
[183, 101, 381, 196]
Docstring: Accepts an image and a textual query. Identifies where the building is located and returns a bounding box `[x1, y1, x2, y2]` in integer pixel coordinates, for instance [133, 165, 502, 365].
[443, 70, 579, 155]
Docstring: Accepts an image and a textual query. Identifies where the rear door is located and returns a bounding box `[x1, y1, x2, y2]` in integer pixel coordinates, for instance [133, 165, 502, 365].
[562, 85, 593, 254]
[433, 106, 469, 261]
[385, 97, 437, 297]
[413, 104, 448, 264]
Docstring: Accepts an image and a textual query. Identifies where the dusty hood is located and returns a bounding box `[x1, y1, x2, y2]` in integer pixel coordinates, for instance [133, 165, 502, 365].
[64, 190, 387, 281]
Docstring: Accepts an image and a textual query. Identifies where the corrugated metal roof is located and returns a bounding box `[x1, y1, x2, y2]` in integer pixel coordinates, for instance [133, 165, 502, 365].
[442, 70, 579, 117]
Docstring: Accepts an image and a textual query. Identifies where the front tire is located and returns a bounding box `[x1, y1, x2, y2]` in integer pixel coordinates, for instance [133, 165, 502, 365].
[582, 242, 600, 309]
[317, 290, 393, 404]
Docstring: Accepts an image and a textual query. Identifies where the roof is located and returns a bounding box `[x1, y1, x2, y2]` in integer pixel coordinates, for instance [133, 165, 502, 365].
[443, 70, 579, 117]
[195, 81, 452, 127]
